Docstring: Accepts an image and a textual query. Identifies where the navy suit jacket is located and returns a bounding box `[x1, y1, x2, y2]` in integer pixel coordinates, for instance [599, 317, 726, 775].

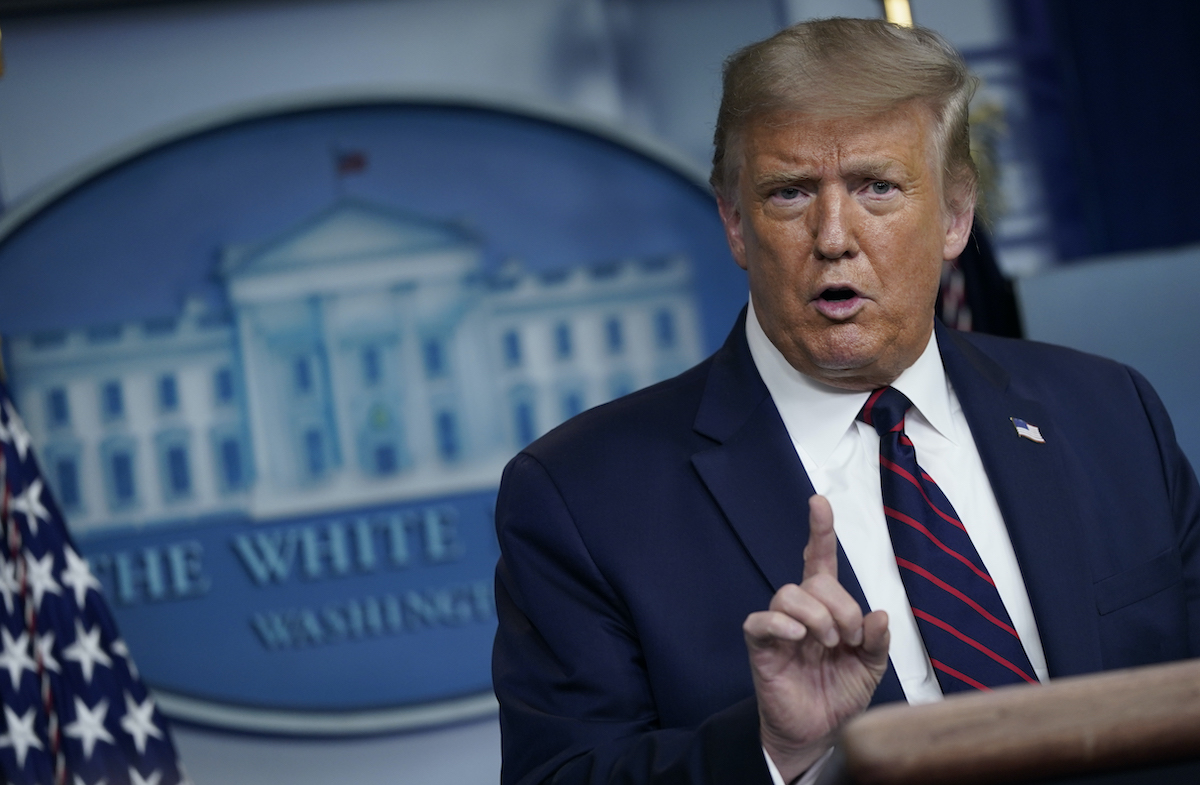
[493, 313, 1200, 785]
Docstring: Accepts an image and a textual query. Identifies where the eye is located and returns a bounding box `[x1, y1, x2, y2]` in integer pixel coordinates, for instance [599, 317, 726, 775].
[776, 187, 802, 200]
[869, 181, 895, 195]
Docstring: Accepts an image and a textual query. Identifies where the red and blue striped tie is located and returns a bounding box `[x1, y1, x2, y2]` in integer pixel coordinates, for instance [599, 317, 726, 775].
[859, 387, 1039, 693]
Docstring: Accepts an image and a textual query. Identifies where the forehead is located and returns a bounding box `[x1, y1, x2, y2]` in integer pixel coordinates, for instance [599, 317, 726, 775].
[739, 104, 937, 180]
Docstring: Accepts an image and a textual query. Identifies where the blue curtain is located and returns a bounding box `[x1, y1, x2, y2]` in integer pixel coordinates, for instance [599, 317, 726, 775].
[1010, 0, 1200, 260]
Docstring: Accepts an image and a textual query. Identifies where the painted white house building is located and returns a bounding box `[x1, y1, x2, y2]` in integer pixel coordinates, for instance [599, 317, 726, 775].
[8, 199, 702, 532]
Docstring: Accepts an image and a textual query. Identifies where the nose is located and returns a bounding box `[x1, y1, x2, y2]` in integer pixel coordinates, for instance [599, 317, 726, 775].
[809, 187, 859, 261]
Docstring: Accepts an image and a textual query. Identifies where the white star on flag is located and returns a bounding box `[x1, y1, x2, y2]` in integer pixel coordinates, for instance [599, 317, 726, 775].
[12, 478, 51, 536]
[0, 705, 44, 767]
[62, 546, 102, 608]
[37, 629, 61, 673]
[64, 696, 115, 759]
[25, 549, 63, 610]
[0, 556, 18, 614]
[63, 619, 113, 684]
[112, 638, 139, 680]
[0, 627, 37, 690]
[130, 768, 163, 785]
[121, 693, 164, 754]
[2, 400, 32, 460]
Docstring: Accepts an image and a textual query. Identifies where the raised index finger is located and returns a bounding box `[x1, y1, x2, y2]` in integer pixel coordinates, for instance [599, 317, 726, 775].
[802, 494, 838, 581]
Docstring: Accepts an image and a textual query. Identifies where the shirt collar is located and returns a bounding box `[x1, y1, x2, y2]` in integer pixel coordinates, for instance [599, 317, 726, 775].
[745, 298, 958, 467]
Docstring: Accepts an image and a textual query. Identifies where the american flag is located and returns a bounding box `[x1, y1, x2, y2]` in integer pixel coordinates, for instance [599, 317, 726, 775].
[1011, 417, 1046, 444]
[0, 381, 186, 785]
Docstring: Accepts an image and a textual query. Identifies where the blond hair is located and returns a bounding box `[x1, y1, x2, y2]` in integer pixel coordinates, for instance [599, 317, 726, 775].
[711, 17, 977, 212]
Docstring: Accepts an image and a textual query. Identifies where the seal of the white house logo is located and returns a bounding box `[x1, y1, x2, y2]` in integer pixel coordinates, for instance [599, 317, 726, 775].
[0, 97, 743, 735]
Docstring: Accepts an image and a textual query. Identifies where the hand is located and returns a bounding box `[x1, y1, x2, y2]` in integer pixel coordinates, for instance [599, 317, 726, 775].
[743, 495, 890, 781]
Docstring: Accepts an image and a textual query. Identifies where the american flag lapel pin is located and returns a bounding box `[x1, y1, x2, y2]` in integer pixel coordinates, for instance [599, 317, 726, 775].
[1011, 417, 1045, 443]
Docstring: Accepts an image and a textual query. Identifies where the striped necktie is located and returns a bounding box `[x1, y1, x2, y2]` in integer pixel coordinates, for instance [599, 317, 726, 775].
[858, 387, 1038, 693]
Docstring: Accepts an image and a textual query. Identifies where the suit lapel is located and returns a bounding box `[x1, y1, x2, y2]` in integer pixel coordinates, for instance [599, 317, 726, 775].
[691, 314, 813, 593]
[690, 313, 905, 704]
[938, 324, 1102, 677]
[692, 394, 816, 591]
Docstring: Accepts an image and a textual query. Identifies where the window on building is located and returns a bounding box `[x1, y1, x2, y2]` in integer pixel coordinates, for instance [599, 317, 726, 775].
[165, 444, 191, 497]
[374, 444, 397, 475]
[46, 388, 70, 428]
[605, 317, 624, 354]
[423, 339, 446, 378]
[155, 431, 193, 502]
[362, 346, 382, 386]
[54, 457, 81, 511]
[101, 381, 124, 420]
[159, 374, 179, 412]
[294, 356, 313, 394]
[110, 451, 135, 505]
[304, 429, 325, 477]
[214, 367, 235, 405]
[436, 411, 459, 462]
[654, 309, 677, 349]
[513, 400, 536, 447]
[554, 323, 572, 360]
[219, 437, 245, 491]
[101, 438, 138, 511]
[562, 391, 584, 420]
[502, 330, 522, 367]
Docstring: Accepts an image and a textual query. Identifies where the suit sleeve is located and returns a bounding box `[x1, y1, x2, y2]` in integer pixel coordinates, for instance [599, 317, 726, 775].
[492, 452, 771, 785]
[1128, 367, 1200, 655]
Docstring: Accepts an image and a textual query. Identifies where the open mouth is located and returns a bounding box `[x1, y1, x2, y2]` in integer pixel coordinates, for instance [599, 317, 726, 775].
[819, 287, 857, 302]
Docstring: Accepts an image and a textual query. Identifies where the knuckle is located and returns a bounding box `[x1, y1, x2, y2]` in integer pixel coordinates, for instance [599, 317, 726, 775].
[804, 573, 837, 594]
[769, 583, 802, 608]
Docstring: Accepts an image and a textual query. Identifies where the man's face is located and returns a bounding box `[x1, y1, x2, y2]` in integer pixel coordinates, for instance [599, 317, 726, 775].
[717, 103, 973, 391]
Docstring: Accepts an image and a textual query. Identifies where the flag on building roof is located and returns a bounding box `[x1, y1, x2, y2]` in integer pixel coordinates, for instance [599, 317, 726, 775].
[0, 380, 186, 785]
[334, 149, 367, 177]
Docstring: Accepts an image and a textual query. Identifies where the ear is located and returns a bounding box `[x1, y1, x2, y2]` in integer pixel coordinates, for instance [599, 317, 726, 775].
[942, 198, 976, 261]
[717, 193, 749, 270]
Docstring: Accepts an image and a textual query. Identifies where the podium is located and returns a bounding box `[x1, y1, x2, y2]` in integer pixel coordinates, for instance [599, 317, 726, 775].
[817, 659, 1200, 785]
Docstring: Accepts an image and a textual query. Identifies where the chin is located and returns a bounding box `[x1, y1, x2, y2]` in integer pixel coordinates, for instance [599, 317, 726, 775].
[806, 330, 880, 373]
[799, 334, 896, 389]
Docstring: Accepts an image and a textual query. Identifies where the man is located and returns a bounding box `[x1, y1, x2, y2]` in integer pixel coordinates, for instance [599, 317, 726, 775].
[492, 17, 1200, 785]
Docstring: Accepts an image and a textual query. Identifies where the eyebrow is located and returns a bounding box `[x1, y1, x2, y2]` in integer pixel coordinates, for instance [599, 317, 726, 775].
[752, 158, 906, 191]
[751, 170, 812, 191]
[841, 158, 904, 180]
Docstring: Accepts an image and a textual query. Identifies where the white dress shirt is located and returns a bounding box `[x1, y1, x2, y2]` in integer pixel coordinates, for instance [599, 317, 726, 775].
[746, 300, 1048, 783]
